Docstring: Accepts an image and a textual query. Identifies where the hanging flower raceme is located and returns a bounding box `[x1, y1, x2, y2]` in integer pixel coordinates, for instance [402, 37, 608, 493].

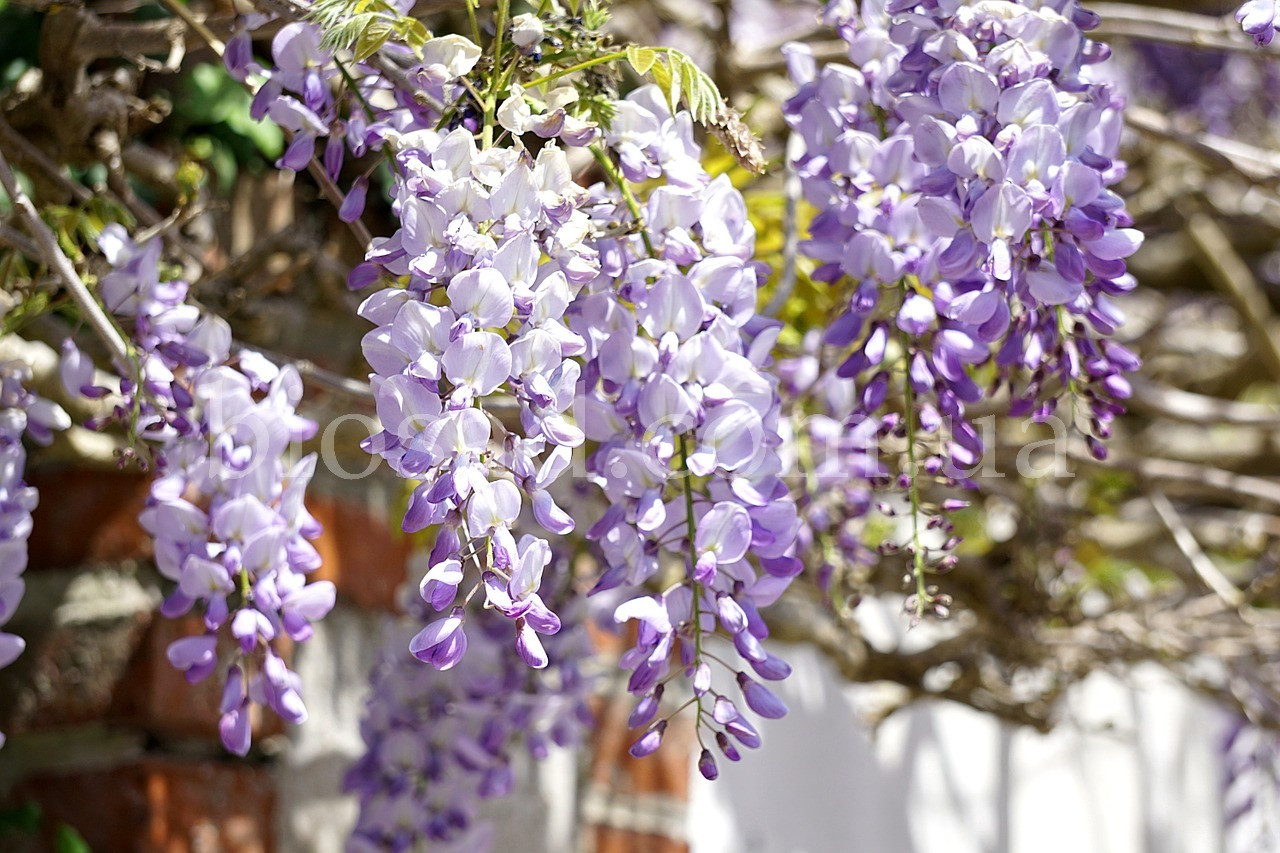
[344, 553, 594, 853]
[63, 227, 333, 755]
[353, 35, 602, 672]
[775, 330, 880, 595]
[782, 0, 1141, 615]
[572, 85, 801, 772]
[0, 360, 68, 748]
[142, 365, 331, 756]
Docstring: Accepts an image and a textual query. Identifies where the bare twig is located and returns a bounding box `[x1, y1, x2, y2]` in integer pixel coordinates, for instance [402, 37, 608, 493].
[0, 223, 40, 260]
[1070, 444, 1280, 511]
[735, 39, 849, 73]
[1091, 3, 1256, 55]
[1148, 489, 1247, 607]
[0, 117, 93, 205]
[1127, 106, 1280, 185]
[0, 149, 132, 373]
[1180, 203, 1280, 381]
[1129, 378, 1280, 429]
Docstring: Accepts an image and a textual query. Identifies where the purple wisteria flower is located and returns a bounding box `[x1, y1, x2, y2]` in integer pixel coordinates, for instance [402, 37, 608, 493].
[355, 76, 599, 671]
[64, 225, 332, 755]
[0, 360, 68, 748]
[1237, 0, 1280, 45]
[781, 0, 1141, 613]
[574, 85, 803, 758]
[345, 557, 594, 852]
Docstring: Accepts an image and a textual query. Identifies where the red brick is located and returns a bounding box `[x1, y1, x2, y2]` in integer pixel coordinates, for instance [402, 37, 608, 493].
[587, 625, 695, 801]
[26, 467, 152, 569]
[7, 757, 274, 852]
[308, 495, 410, 612]
[589, 694, 695, 800]
[27, 465, 410, 612]
[2, 603, 286, 744]
[0, 605, 151, 733]
[593, 826, 689, 853]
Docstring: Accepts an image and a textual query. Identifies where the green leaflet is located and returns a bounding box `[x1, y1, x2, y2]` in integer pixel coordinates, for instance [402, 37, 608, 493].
[625, 46, 724, 126]
[308, 0, 430, 58]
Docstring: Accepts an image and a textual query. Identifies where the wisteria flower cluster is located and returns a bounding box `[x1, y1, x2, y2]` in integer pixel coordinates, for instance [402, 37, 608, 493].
[345, 558, 594, 852]
[351, 34, 602, 676]
[64, 227, 334, 755]
[327, 23, 803, 771]
[224, 5, 810, 804]
[576, 85, 801, 773]
[782, 0, 1141, 614]
[0, 360, 68, 746]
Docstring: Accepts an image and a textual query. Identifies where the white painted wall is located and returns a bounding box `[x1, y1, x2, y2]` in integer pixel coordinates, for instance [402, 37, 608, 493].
[279, 604, 1233, 853]
[688, 644, 1227, 853]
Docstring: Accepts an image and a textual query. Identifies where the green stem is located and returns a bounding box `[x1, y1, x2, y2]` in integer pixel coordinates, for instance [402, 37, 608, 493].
[480, 0, 511, 148]
[1055, 306, 1080, 419]
[679, 433, 703, 664]
[465, 0, 482, 45]
[493, 0, 510, 69]
[481, 88, 498, 149]
[524, 50, 628, 89]
[334, 57, 375, 121]
[589, 145, 655, 255]
[899, 325, 929, 622]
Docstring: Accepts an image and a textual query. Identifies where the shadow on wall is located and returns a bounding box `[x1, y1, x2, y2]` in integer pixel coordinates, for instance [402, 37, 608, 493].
[687, 635, 1226, 853]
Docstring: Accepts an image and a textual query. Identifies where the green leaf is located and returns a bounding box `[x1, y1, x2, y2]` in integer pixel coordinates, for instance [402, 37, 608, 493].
[678, 58, 703, 119]
[0, 801, 42, 836]
[311, 0, 429, 57]
[666, 56, 682, 115]
[582, 1, 611, 30]
[54, 824, 91, 853]
[647, 59, 672, 110]
[354, 21, 393, 61]
[404, 19, 430, 52]
[630, 49, 725, 127]
[625, 45, 656, 76]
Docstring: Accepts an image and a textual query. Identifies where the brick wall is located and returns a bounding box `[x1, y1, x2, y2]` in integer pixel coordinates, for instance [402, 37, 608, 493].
[0, 464, 694, 852]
